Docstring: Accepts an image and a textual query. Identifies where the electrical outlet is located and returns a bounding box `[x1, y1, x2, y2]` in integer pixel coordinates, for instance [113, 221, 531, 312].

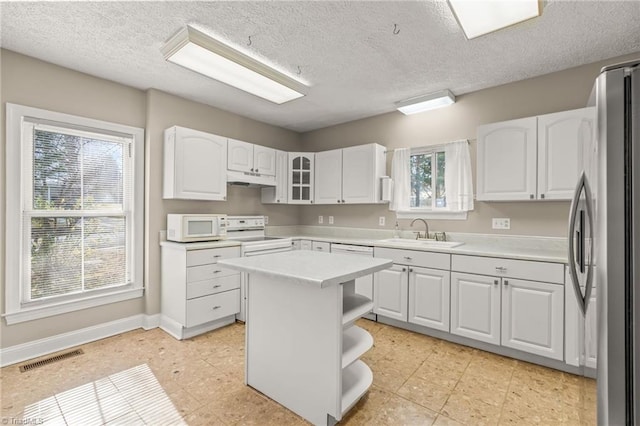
[264, 216, 269, 224]
[328, 216, 334, 225]
[379, 216, 385, 226]
[318, 215, 324, 224]
[492, 218, 511, 230]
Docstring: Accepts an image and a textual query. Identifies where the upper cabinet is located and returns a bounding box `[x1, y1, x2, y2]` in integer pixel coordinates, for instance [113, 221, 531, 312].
[228, 138, 276, 176]
[163, 126, 227, 201]
[261, 150, 288, 204]
[288, 153, 314, 204]
[314, 143, 386, 204]
[476, 107, 595, 201]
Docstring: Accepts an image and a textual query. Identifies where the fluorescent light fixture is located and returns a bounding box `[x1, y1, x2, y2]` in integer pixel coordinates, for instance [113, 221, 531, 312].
[448, 0, 541, 40]
[395, 90, 456, 115]
[161, 26, 306, 104]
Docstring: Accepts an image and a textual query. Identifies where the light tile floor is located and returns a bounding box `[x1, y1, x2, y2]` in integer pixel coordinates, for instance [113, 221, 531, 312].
[1, 319, 596, 425]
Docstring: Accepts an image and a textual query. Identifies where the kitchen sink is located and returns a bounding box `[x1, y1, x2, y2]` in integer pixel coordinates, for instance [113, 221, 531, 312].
[378, 238, 464, 249]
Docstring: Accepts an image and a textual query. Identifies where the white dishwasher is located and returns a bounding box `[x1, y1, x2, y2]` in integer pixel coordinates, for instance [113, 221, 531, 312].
[330, 243, 376, 321]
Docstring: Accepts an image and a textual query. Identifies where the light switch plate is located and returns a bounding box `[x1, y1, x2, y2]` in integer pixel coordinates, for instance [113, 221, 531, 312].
[318, 215, 324, 224]
[264, 216, 269, 224]
[492, 218, 510, 229]
[328, 216, 334, 225]
[379, 216, 385, 226]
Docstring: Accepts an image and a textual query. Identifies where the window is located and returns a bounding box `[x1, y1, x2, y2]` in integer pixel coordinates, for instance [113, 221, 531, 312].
[410, 149, 446, 210]
[5, 104, 144, 324]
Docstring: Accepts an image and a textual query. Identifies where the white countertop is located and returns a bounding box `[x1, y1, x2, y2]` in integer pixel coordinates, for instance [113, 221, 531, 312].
[218, 251, 393, 288]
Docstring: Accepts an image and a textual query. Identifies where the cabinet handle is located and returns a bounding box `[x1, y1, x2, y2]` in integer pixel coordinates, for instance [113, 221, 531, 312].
[404, 256, 412, 261]
[504, 280, 509, 286]
[277, 199, 280, 203]
[494, 280, 499, 285]
[540, 193, 545, 199]
[530, 194, 534, 199]
[213, 255, 222, 258]
[213, 284, 221, 288]
[495, 266, 507, 273]
[212, 306, 222, 310]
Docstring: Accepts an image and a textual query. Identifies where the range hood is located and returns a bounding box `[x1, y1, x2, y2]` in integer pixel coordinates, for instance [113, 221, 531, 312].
[227, 170, 276, 187]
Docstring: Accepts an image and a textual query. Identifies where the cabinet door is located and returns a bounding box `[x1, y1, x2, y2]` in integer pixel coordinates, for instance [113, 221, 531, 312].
[227, 138, 254, 173]
[314, 149, 343, 204]
[342, 144, 378, 204]
[254, 145, 276, 176]
[300, 240, 312, 250]
[373, 265, 408, 321]
[501, 278, 564, 360]
[260, 150, 288, 204]
[451, 272, 500, 345]
[288, 153, 314, 204]
[476, 117, 537, 201]
[408, 267, 450, 332]
[537, 108, 595, 200]
[167, 127, 227, 200]
[584, 288, 597, 369]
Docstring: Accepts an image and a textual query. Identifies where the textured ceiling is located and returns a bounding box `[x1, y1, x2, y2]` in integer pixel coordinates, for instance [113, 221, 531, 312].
[1, 1, 640, 132]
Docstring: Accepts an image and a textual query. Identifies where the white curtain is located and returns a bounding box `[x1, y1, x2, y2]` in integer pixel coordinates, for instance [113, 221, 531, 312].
[389, 148, 410, 211]
[444, 140, 474, 211]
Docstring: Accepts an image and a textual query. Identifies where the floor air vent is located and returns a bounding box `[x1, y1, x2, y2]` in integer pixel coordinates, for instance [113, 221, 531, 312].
[19, 349, 84, 372]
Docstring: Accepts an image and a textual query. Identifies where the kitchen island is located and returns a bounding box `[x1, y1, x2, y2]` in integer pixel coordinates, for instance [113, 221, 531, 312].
[218, 250, 392, 426]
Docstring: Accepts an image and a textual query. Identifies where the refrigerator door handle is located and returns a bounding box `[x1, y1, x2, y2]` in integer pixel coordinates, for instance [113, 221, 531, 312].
[568, 171, 595, 315]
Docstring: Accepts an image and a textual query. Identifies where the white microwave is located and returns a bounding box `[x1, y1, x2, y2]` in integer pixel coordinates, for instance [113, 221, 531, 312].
[167, 214, 227, 242]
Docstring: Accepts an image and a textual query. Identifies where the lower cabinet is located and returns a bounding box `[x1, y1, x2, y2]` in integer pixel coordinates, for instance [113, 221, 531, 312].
[373, 265, 408, 321]
[450, 272, 501, 345]
[451, 271, 564, 360]
[408, 267, 450, 332]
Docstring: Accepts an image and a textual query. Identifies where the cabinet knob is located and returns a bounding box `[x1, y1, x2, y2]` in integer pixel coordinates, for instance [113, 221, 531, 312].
[255, 169, 259, 173]
[404, 256, 412, 261]
[409, 268, 414, 272]
[277, 200, 280, 203]
[402, 267, 407, 272]
[251, 168, 254, 172]
[337, 199, 341, 203]
[342, 200, 345, 203]
[212, 305, 222, 310]
[213, 284, 221, 288]
[494, 280, 499, 285]
[213, 270, 221, 274]
[540, 193, 545, 199]
[504, 280, 509, 286]
[213, 255, 222, 258]
[495, 266, 507, 273]
[530, 194, 534, 199]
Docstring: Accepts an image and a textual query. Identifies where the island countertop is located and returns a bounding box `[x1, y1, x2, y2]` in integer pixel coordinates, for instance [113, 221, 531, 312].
[218, 250, 392, 288]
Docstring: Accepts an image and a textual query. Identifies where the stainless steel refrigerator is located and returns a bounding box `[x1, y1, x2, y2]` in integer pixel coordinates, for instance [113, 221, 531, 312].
[568, 58, 639, 425]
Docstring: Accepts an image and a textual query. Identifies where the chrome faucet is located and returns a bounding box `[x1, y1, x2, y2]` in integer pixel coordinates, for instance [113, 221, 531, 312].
[410, 218, 429, 240]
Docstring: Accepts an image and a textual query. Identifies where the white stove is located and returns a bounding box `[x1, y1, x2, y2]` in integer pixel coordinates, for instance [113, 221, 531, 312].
[226, 215, 292, 321]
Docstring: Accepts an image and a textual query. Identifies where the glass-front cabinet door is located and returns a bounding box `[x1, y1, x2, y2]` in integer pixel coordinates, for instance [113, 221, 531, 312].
[288, 153, 314, 204]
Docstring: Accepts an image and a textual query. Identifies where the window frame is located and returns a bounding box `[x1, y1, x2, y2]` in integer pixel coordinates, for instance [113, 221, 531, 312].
[5, 103, 145, 325]
[396, 145, 468, 220]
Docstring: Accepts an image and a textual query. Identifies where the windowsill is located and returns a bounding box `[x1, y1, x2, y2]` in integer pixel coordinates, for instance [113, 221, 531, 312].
[395, 210, 469, 220]
[3, 287, 144, 325]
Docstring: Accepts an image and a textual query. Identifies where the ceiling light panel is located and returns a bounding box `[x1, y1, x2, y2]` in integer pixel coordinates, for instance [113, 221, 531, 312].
[162, 26, 306, 104]
[396, 90, 456, 115]
[448, 0, 541, 39]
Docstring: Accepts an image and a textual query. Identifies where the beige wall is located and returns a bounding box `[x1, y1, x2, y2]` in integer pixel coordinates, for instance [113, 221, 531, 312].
[299, 52, 640, 237]
[0, 50, 301, 348]
[0, 49, 148, 347]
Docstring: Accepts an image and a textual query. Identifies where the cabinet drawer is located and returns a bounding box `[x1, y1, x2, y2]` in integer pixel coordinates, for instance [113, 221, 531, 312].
[187, 264, 239, 283]
[375, 247, 450, 270]
[186, 289, 240, 327]
[186, 246, 240, 267]
[312, 241, 331, 252]
[187, 274, 240, 300]
[451, 255, 564, 284]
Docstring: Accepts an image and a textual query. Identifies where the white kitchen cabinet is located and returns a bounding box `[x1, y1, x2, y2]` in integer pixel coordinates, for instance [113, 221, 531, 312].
[451, 255, 565, 360]
[163, 126, 227, 201]
[261, 150, 288, 204]
[288, 153, 314, 204]
[374, 247, 450, 327]
[450, 272, 501, 345]
[373, 265, 408, 321]
[299, 239, 312, 250]
[476, 117, 537, 201]
[501, 278, 564, 360]
[228, 138, 276, 176]
[314, 144, 387, 205]
[312, 241, 331, 252]
[477, 107, 595, 201]
[160, 242, 241, 339]
[537, 107, 595, 200]
[408, 266, 450, 332]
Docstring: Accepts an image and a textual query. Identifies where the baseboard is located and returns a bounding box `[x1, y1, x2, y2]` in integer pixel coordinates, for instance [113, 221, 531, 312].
[0, 313, 159, 367]
[160, 314, 236, 340]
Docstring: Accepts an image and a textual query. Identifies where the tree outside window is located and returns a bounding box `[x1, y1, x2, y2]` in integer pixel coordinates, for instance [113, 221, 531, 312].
[410, 150, 446, 209]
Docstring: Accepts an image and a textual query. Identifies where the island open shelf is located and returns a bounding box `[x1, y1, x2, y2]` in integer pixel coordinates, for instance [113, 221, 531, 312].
[219, 251, 392, 426]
